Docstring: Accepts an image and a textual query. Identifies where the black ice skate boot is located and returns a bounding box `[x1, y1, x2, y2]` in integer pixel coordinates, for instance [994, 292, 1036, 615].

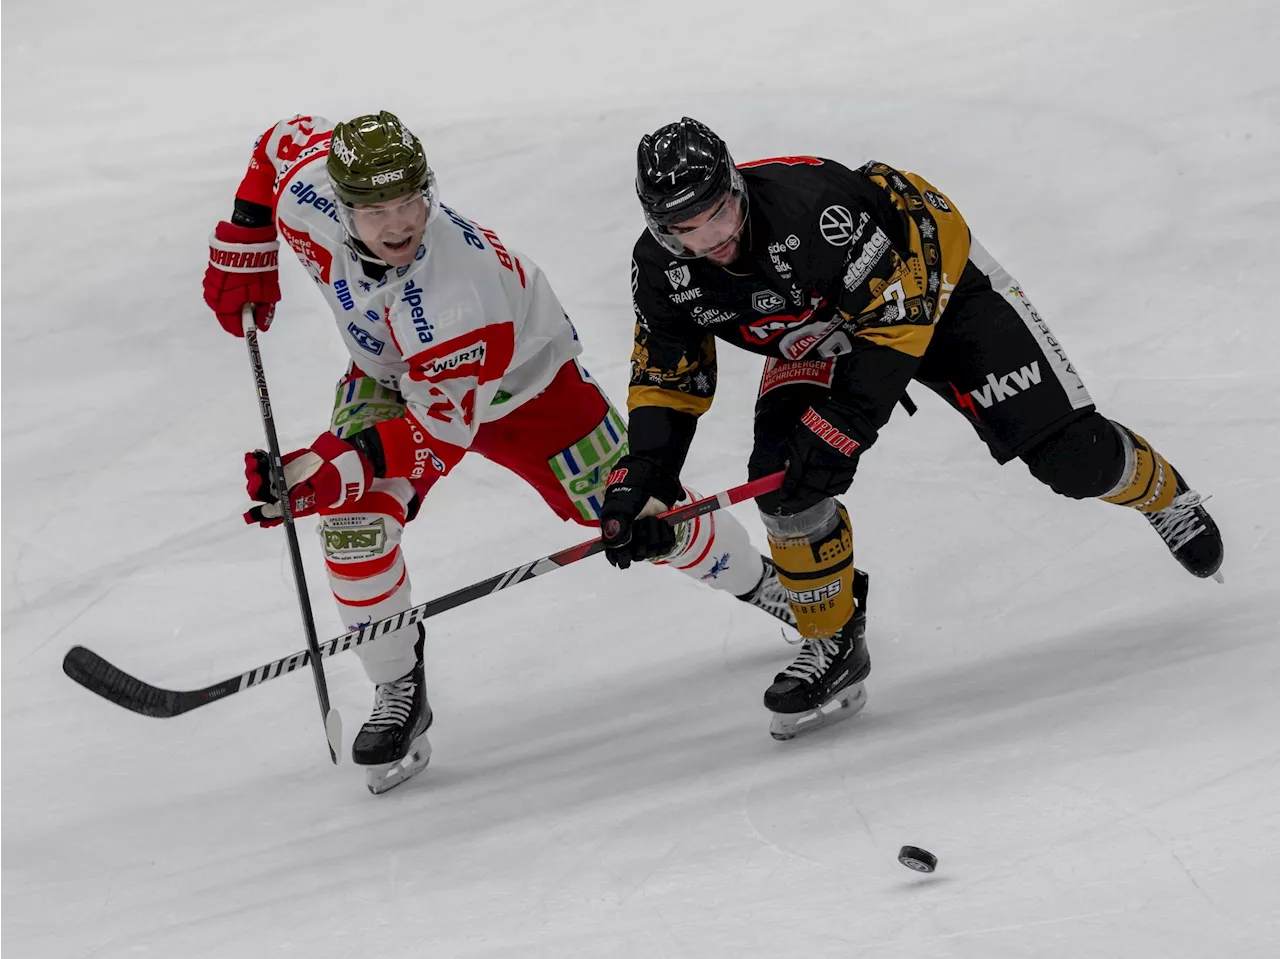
[765, 569, 870, 741]
[736, 555, 798, 629]
[352, 626, 433, 794]
[1146, 469, 1224, 581]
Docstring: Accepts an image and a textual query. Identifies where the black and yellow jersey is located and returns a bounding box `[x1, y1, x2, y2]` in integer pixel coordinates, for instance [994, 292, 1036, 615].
[628, 156, 971, 470]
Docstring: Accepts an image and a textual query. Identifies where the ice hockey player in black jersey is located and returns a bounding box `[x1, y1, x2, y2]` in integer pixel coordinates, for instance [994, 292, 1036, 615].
[599, 117, 1224, 741]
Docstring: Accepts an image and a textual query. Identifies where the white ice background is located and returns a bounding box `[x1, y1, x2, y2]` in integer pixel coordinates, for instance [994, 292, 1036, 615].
[3, 1, 1279, 956]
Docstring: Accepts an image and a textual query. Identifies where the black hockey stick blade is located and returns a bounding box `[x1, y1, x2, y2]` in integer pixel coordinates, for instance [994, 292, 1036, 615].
[63, 645, 184, 717]
[62, 644, 246, 719]
[63, 470, 785, 718]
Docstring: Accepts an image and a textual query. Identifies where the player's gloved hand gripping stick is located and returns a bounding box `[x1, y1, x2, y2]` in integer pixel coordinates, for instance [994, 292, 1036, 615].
[240, 305, 343, 763]
[62, 460, 784, 723]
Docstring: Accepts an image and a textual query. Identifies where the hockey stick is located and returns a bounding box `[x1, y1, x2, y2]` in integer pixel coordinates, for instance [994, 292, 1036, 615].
[242, 305, 342, 764]
[62, 471, 785, 720]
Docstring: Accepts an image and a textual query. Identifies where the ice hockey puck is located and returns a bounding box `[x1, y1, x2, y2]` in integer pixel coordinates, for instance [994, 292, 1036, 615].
[898, 845, 937, 873]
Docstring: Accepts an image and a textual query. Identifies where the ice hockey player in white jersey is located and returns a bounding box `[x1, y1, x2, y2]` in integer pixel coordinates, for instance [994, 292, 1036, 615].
[203, 112, 794, 793]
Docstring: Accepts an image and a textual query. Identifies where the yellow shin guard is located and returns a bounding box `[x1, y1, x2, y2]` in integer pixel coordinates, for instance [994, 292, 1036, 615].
[767, 503, 855, 639]
[1101, 425, 1178, 514]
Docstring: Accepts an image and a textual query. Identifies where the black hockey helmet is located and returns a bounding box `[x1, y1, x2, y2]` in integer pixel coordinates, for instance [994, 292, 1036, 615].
[636, 117, 748, 258]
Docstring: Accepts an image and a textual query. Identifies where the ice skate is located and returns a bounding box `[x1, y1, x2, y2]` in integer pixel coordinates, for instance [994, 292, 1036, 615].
[353, 628, 433, 795]
[765, 570, 870, 741]
[736, 556, 798, 629]
[1145, 470, 1224, 581]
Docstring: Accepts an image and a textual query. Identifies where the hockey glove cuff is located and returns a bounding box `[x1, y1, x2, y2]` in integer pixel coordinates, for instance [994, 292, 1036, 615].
[781, 403, 874, 512]
[204, 221, 281, 337]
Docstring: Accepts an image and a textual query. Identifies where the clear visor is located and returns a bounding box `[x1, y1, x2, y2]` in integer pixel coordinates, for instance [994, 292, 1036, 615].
[334, 171, 440, 250]
[645, 169, 748, 259]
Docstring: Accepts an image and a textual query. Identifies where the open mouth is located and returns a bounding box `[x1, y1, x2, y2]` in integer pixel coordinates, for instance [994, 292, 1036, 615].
[383, 236, 414, 252]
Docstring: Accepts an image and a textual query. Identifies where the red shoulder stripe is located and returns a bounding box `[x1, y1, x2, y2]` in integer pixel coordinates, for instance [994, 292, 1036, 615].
[737, 156, 824, 169]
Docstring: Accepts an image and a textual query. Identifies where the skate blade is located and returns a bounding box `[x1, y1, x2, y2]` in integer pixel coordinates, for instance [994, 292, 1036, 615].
[366, 733, 432, 795]
[769, 683, 867, 741]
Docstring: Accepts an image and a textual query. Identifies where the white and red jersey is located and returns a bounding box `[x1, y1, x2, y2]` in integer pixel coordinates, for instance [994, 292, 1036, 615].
[235, 114, 582, 481]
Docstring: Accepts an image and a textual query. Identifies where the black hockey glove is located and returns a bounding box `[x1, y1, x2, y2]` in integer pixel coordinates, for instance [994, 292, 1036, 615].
[781, 403, 870, 512]
[599, 455, 685, 569]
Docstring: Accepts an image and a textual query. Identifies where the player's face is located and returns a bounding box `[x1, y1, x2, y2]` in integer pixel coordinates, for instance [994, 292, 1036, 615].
[351, 193, 428, 266]
[669, 191, 747, 265]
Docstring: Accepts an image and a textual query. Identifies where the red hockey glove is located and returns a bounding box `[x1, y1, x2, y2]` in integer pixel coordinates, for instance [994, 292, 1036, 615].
[243, 433, 373, 527]
[204, 221, 280, 337]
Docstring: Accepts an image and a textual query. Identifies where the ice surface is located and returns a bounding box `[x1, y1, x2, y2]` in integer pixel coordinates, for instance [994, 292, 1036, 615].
[3, 1, 1278, 956]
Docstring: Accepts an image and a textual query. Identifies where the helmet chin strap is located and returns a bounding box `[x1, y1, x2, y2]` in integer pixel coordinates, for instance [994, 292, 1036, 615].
[345, 235, 391, 269]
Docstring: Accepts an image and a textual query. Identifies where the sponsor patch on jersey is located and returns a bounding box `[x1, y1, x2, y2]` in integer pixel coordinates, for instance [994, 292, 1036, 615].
[785, 234, 800, 251]
[475, 223, 521, 281]
[278, 220, 333, 284]
[766, 241, 794, 279]
[779, 315, 843, 361]
[842, 227, 892, 292]
[691, 305, 739, 326]
[758, 356, 837, 397]
[406, 323, 515, 386]
[333, 279, 355, 311]
[347, 322, 385, 356]
[400, 280, 434, 343]
[923, 190, 952, 212]
[441, 205, 485, 250]
[289, 180, 341, 224]
[744, 314, 806, 344]
[751, 290, 786, 314]
[665, 265, 692, 289]
[819, 205, 856, 246]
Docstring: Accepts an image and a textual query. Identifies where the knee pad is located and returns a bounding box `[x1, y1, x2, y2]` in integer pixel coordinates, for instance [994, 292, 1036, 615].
[762, 498, 855, 639]
[320, 484, 413, 629]
[321, 486, 422, 685]
[1021, 413, 1128, 500]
